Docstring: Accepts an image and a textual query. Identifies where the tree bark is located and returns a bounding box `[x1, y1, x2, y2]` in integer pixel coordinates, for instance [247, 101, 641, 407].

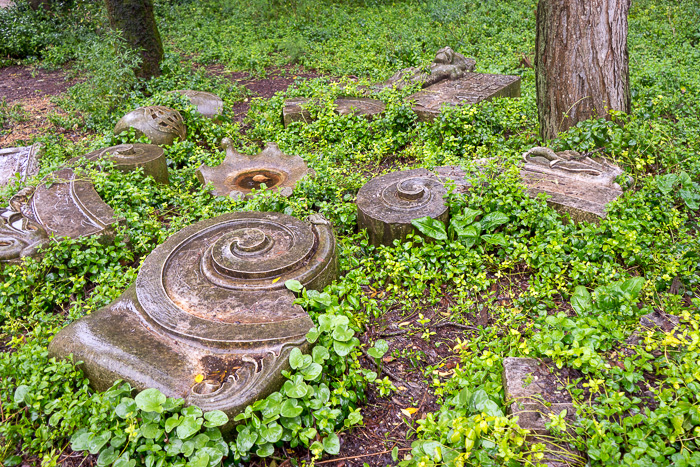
[535, 0, 631, 141]
[104, 0, 163, 79]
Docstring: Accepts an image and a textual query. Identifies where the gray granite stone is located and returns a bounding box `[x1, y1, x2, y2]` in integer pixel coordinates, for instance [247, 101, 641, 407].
[49, 212, 338, 429]
[408, 72, 521, 122]
[356, 168, 448, 247]
[0, 143, 41, 187]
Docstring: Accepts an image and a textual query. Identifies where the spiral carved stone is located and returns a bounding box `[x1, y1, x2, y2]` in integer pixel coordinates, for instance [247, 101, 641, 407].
[114, 106, 186, 146]
[357, 168, 448, 246]
[48, 212, 338, 427]
[84, 143, 169, 184]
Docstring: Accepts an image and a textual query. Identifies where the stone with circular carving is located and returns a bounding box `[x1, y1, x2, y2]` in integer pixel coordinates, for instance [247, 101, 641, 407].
[114, 106, 186, 146]
[48, 212, 338, 427]
[171, 90, 224, 119]
[197, 139, 314, 198]
[357, 168, 448, 246]
[83, 143, 169, 184]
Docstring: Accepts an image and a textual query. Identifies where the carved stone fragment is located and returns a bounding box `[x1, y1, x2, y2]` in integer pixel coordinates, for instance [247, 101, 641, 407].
[0, 167, 120, 266]
[377, 46, 476, 90]
[0, 143, 41, 187]
[282, 97, 386, 127]
[521, 147, 624, 223]
[49, 212, 338, 427]
[114, 106, 186, 146]
[197, 139, 314, 198]
[408, 72, 521, 122]
[503, 357, 583, 466]
[356, 168, 448, 247]
[84, 143, 169, 184]
[171, 90, 224, 119]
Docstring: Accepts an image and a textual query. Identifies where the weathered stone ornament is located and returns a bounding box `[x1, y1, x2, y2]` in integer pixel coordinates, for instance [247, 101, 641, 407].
[357, 169, 448, 246]
[114, 106, 186, 146]
[0, 143, 41, 187]
[520, 147, 624, 223]
[172, 90, 224, 119]
[0, 168, 120, 266]
[197, 139, 314, 198]
[49, 212, 338, 425]
[377, 46, 476, 90]
[282, 97, 386, 127]
[84, 143, 169, 184]
[408, 72, 521, 122]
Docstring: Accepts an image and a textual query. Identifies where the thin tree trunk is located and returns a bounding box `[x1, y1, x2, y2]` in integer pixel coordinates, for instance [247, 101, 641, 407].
[104, 0, 163, 79]
[535, 0, 631, 141]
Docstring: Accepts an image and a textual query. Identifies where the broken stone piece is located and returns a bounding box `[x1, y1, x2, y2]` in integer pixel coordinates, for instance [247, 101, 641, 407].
[626, 309, 680, 347]
[0, 143, 41, 187]
[356, 168, 448, 247]
[196, 139, 314, 198]
[49, 212, 338, 427]
[83, 143, 169, 184]
[503, 357, 582, 466]
[171, 90, 224, 119]
[282, 97, 386, 127]
[114, 106, 186, 146]
[521, 147, 624, 223]
[0, 167, 120, 266]
[377, 46, 476, 91]
[408, 72, 521, 122]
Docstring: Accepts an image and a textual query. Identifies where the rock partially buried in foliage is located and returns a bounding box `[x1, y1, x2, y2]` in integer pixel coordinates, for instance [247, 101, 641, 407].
[376, 46, 476, 90]
[114, 106, 186, 146]
[282, 97, 386, 127]
[196, 139, 314, 198]
[520, 147, 624, 223]
[83, 143, 169, 184]
[171, 90, 224, 119]
[49, 211, 338, 429]
[356, 168, 448, 247]
[0, 167, 120, 267]
[0, 143, 41, 187]
[408, 72, 521, 122]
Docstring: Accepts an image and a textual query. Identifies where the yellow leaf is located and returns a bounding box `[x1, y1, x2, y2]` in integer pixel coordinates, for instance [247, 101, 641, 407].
[401, 407, 418, 417]
[195, 374, 204, 383]
[272, 277, 281, 284]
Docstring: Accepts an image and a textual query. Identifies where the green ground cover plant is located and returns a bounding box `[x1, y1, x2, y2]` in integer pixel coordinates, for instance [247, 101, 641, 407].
[0, 0, 699, 466]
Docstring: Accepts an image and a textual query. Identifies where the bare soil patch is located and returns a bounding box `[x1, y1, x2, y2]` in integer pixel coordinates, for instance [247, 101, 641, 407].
[0, 65, 77, 103]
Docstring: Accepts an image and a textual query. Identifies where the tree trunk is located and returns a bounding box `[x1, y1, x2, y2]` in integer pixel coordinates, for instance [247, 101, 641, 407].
[535, 0, 631, 141]
[104, 0, 163, 79]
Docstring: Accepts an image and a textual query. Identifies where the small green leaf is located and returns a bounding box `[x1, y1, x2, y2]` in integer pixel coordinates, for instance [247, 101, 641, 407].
[571, 286, 592, 314]
[620, 277, 645, 298]
[289, 348, 305, 369]
[657, 173, 678, 195]
[301, 362, 322, 381]
[322, 433, 340, 455]
[332, 324, 354, 342]
[256, 443, 274, 458]
[312, 345, 330, 364]
[203, 410, 228, 428]
[88, 431, 112, 455]
[261, 422, 283, 443]
[236, 427, 258, 453]
[280, 399, 304, 418]
[140, 422, 161, 439]
[285, 279, 303, 293]
[176, 415, 203, 440]
[306, 326, 321, 343]
[165, 415, 182, 433]
[134, 388, 166, 413]
[97, 447, 119, 467]
[115, 398, 137, 418]
[333, 339, 356, 357]
[367, 339, 389, 359]
[411, 216, 447, 241]
[13, 385, 30, 404]
[480, 212, 509, 231]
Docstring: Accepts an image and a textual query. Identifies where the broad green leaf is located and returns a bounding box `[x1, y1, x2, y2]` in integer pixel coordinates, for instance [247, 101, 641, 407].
[280, 399, 304, 418]
[571, 286, 592, 314]
[200, 446, 224, 467]
[289, 348, 304, 369]
[235, 427, 258, 453]
[482, 233, 506, 247]
[480, 212, 509, 231]
[256, 443, 274, 457]
[261, 422, 283, 443]
[285, 279, 303, 293]
[97, 447, 119, 467]
[188, 451, 209, 467]
[306, 326, 321, 343]
[620, 277, 645, 298]
[88, 431, 112, 455]
[657, 173, 678, 195]
[115, 398, 137, 418]
[322, 433, 340, 455]
[680, 188, 700, 210]
[333, 339, 355, 357]
[176, 415, 203, 440]
[134, 388, 166, 413]
[332, 324, 354, 342]
[181, 406, 203, 417]
[140, 422, 161, 439]
[312, 345, 330, 364]
[181, 440, 195, 457]
[301, 362, 323, 381]
[367, 339, 389, 359]
[411, 216, 447, 241]
[13, 385, 30, 404]
[203, 410, 228, 428]
[165, 415, 182, 433]
[71, 431, 92, 452]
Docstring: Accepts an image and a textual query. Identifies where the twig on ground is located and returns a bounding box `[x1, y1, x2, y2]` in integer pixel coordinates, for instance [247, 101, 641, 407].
[315, 447, 412, 464]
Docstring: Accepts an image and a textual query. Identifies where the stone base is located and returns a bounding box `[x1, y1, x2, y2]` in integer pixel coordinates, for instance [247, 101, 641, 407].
[408, 73, 521, 122]
[282, 97, 386, 126]
[0, 143, 41, 187]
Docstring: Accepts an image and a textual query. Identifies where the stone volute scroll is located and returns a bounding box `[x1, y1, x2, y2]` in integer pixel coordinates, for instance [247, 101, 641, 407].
[196, 139, 314, 199]
[520, 146, 625, 223]
[83, 143, 169, 184]
[114, 106, 187, 146]
[356, 168, 448, 247]
[0, 167, 120, 267]
[48, 211, 338, 426]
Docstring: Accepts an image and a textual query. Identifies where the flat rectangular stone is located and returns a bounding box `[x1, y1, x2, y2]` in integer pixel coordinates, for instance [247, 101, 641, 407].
[282, 97, 385, 127]
[408, 73, 521, 121]
[0, 143, 41, 187]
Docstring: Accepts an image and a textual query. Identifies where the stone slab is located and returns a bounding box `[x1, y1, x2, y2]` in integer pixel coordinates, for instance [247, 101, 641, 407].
[282, 97, 386, 126]
[408, 73, 521, 122]
[626, 310, 680, 347]
[0, 143, 41, 187]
